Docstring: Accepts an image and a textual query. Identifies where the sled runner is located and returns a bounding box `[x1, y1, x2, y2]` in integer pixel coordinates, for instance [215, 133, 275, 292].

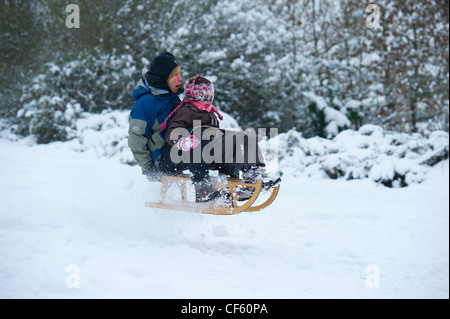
[145, 174, 280, 215]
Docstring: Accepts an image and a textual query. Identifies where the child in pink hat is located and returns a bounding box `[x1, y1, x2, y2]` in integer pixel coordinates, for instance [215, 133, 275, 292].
[158, 75, 279, 203]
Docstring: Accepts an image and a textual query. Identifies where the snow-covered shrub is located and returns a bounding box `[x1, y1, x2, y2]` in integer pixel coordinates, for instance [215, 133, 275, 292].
[303, 91, 351, 138]
[64, 116, 448, 186]
[277, 124, 449, 187]
[16, 72, 82, 144]
[15, 53, 138, 144]
[66, 110, 134, 165]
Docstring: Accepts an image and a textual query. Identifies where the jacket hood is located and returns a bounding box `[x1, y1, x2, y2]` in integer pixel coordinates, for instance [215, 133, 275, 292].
[131, 78, 175, 101]
[145, 71, 172, 93]
[131, 79, 150, 101]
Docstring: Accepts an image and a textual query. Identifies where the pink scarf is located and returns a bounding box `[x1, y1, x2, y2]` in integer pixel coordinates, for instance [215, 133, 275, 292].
[160, 99, 224, 130]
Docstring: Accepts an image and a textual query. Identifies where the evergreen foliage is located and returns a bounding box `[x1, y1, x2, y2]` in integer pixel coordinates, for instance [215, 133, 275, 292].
[0, 0, 448, 143]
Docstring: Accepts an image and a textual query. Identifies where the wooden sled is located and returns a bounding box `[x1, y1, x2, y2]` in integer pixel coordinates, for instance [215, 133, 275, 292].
[145, 174, 280, 215]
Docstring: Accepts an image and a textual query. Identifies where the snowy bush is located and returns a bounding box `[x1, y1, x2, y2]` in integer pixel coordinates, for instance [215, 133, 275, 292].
[16, 72, 82, 144]
[3, 104, 449, 188]
[64, 112, 448, 188]
[303, 91, 351, 138]
[277, 125, 449, 187]
[15, 53, 138, 144]
[63, 110, 134, 165]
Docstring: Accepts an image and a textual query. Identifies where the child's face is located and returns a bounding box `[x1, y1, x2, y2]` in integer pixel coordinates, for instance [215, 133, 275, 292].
[167, 68, 182, 93]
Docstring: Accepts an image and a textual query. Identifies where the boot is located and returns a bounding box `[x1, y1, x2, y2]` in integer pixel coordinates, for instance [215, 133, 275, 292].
[242, 167, 281, 190]
[194, 180, 222, 203]
[236, 186, 255, 201]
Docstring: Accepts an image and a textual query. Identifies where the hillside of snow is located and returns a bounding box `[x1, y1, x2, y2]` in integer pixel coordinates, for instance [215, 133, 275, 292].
[0, 111, 448, 298]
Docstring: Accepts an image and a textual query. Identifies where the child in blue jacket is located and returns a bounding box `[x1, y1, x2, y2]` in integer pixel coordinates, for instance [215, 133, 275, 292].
[128, 52, 183, 180]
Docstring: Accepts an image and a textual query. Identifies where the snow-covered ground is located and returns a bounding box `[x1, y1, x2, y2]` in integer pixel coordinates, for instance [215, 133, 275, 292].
[0, 119, 448, 298]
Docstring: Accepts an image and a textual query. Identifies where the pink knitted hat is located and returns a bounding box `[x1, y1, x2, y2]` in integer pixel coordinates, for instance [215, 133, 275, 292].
[184, 75, 214, 102]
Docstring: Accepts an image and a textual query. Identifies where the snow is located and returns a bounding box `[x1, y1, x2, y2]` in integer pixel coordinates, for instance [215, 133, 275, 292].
[0, 116, 448, 298]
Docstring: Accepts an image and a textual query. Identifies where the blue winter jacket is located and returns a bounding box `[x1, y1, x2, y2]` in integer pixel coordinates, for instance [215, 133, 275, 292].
[128, 79, 181, 171]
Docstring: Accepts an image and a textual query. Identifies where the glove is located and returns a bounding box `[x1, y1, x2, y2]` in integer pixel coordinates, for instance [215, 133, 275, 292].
[142, 165, 160, 182]
[176, 135, 200, 151]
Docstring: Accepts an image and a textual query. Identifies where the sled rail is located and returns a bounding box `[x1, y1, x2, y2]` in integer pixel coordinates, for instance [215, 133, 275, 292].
[145, 174, 279, 215]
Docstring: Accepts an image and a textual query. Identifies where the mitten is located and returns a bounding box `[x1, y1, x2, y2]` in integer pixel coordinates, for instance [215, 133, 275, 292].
[176, 135, 200, 151]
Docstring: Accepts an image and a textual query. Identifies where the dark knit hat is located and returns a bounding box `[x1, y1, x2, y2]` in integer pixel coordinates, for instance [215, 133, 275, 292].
[184, 75, 214, 102]
[149, 52, 180, 83]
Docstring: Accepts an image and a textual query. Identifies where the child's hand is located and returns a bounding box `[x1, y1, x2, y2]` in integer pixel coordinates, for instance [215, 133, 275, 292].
[176, 135, 200, 151]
